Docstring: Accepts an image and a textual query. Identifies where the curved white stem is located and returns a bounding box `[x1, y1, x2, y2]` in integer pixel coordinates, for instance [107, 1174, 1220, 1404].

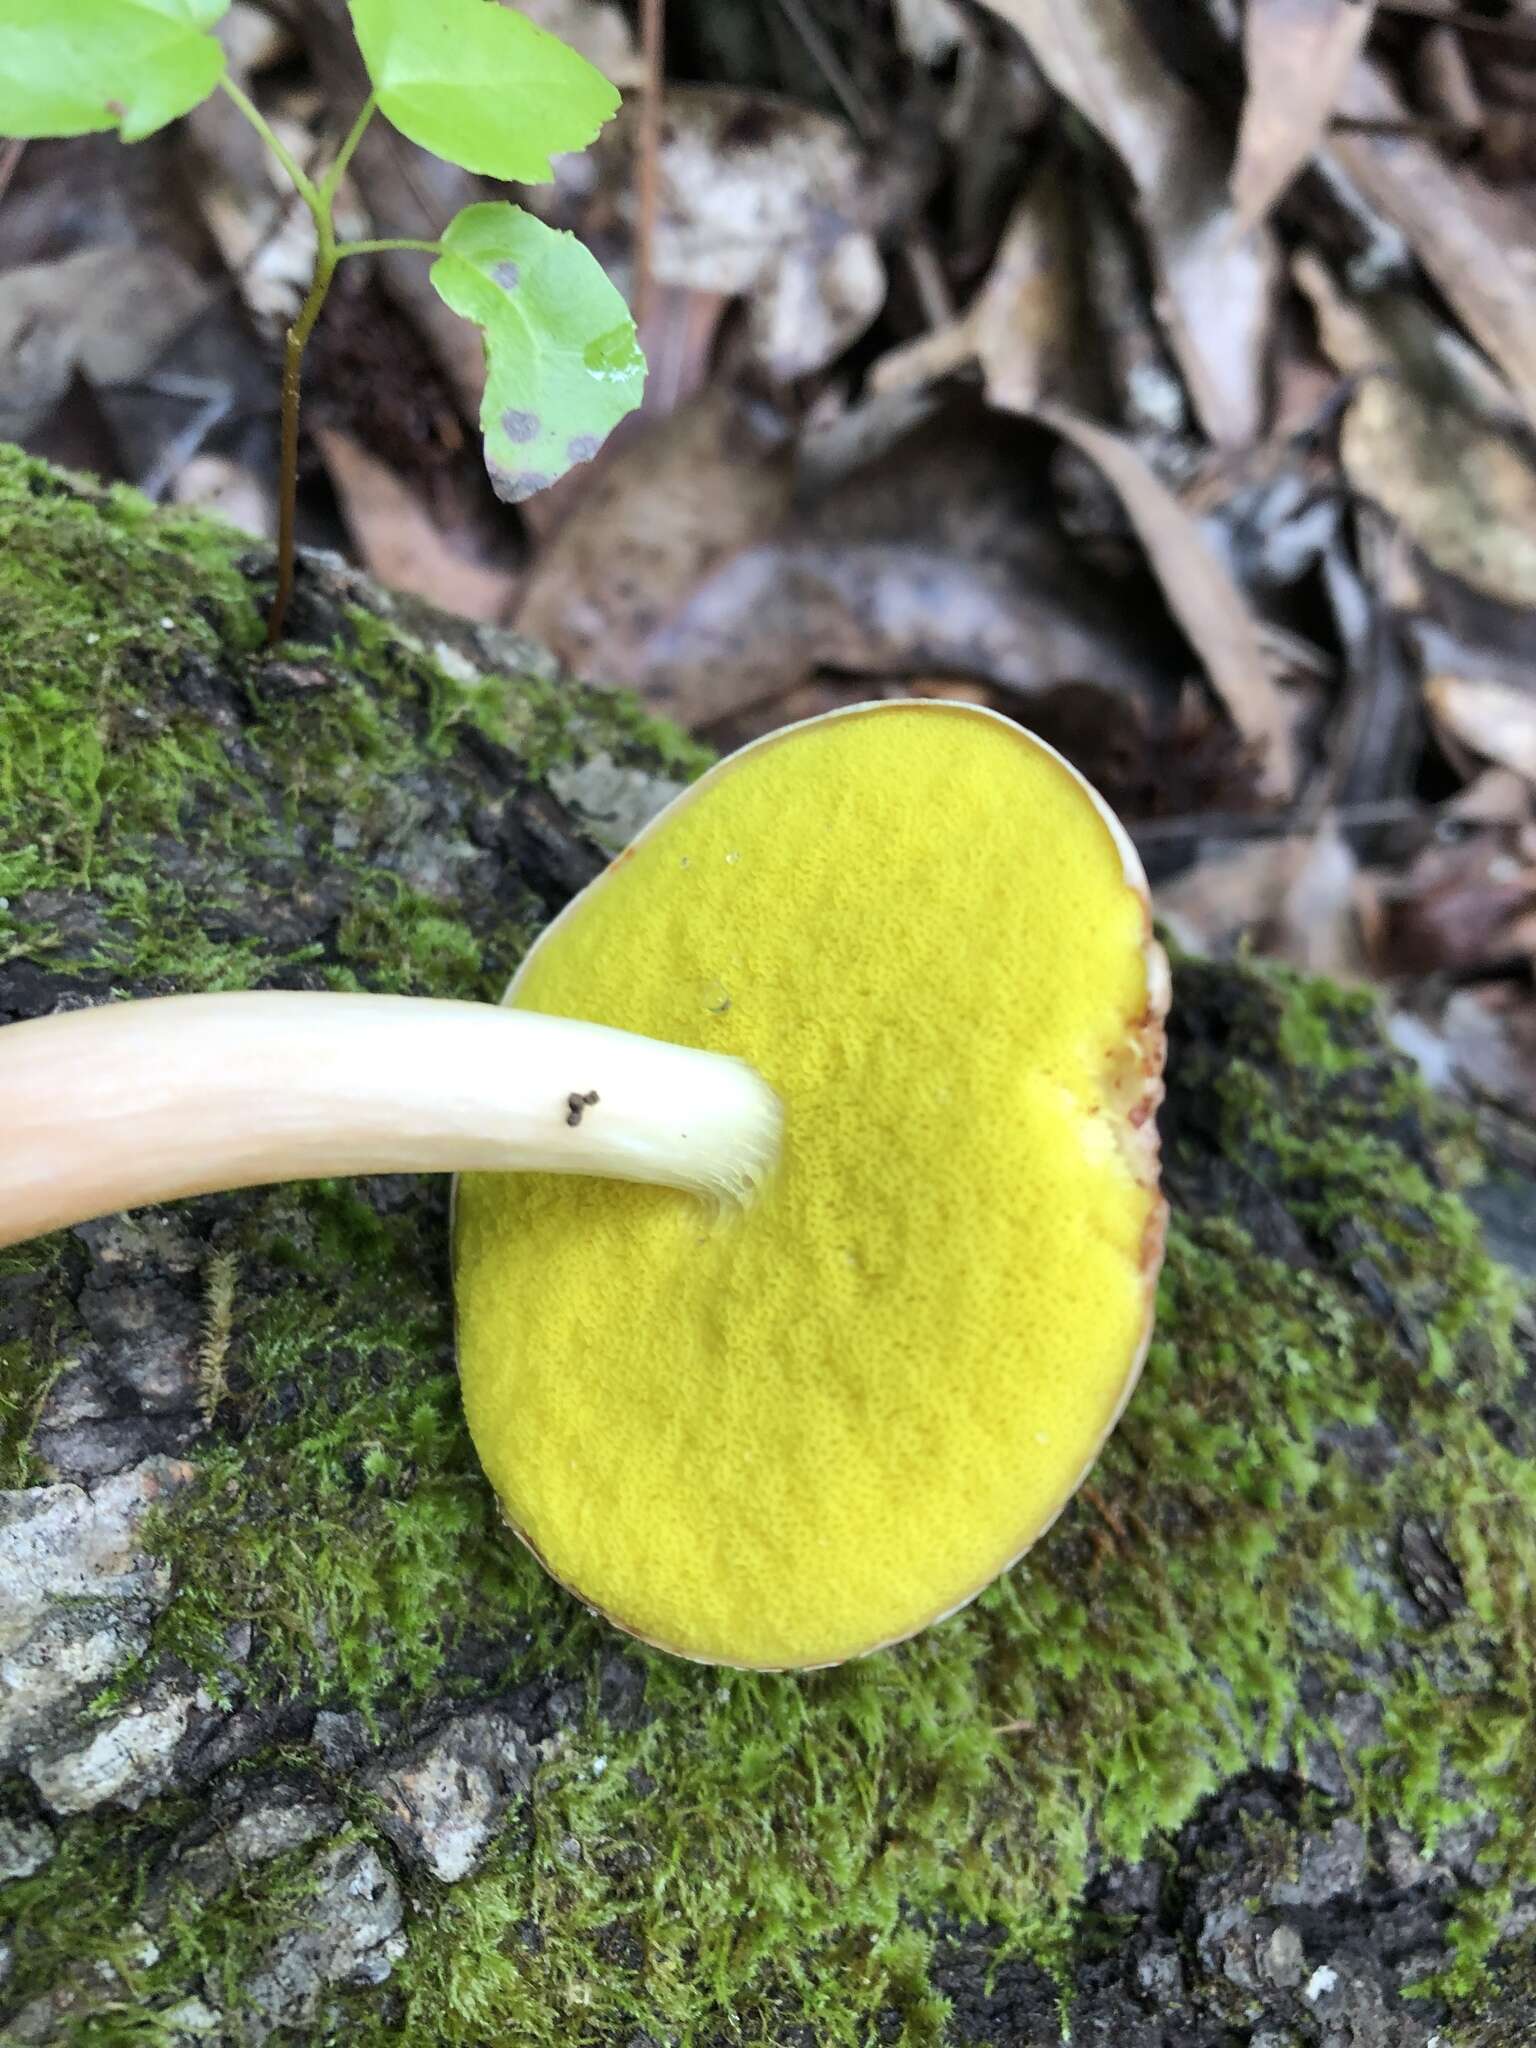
[0, 993, 782, 1249]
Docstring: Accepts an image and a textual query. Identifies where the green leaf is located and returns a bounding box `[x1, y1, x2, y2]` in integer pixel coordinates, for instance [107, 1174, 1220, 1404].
[349, 0, 620, 183]
[0, 0, 228, 142]
[430, 202, 645, 506]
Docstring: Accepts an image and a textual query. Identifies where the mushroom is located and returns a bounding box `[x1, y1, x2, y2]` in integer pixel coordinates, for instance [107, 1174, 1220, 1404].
[2, 700, 1163, 1669]
[455, 700, 1168, 1670]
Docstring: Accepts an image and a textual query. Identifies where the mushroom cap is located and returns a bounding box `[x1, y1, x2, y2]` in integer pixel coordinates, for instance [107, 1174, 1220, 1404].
[454, 702, 1168, 1669]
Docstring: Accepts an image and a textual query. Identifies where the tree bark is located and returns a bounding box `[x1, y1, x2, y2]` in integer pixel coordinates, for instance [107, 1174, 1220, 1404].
[1, 447, 1533, 2048]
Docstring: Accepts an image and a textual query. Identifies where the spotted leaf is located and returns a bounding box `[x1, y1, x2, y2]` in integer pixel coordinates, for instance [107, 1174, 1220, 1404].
[430, 202, 645, 508]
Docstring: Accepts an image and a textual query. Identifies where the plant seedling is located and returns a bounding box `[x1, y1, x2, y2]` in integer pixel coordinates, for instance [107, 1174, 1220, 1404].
[0, 0, 646, 642]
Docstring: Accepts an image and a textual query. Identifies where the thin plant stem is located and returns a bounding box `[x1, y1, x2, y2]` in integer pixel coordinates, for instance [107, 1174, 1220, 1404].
[334, 237, 444, 260]
[219, 75, 321, 211]
[268, 218, 338, 646]
[321, 92, 378, 203]
[219, 72, 349, 646]
[635, 0, 664, 336]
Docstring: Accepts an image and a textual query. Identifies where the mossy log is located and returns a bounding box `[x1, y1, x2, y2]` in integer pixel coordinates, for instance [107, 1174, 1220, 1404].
[1, 446, 1534, 2048]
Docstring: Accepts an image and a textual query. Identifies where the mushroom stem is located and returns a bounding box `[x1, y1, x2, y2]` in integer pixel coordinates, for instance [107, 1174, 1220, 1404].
[0, 992, 782, 1249]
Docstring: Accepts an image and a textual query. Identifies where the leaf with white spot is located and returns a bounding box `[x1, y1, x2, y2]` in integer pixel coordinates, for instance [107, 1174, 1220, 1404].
[430, 202, 645, 508]
[349, 0, 620, 183]
[0, 0, 228, 141]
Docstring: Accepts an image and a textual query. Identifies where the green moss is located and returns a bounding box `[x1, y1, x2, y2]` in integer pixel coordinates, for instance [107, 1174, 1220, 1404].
[0, 1237, 74, 1488]
[1, 1810, 166, 2029]
[1, 1802, 379, 2045]
[2, 451, 1532, 2043]
[138, 1181, 538, 1711]
[331, 888, 490, 999]
[0, 467, 259, 907]
[0, 448, 698, 1000]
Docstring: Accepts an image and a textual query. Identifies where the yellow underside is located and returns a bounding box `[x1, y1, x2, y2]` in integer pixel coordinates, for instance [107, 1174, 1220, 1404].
[454, 706, 1158, 1667]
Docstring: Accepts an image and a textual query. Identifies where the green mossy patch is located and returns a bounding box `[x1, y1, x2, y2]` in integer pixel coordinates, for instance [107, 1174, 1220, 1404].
[2, 1804, 385, 2047]
[0, 446, 705, 1010]
[0, 1238, 72, 1490]
[1, 449, 1532, 2043]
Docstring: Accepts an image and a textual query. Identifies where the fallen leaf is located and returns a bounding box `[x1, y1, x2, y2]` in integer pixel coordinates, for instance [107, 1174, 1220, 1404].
[1374, 830, 1536, 977]
[891, 0, 968, 65]
[171, 455, 273, 539]
[595, 86, 926, 382]
[978, 0, 1278, 444]
[1183, 436, 1342, 601]
[200, 182, 317, 335]
[527, 400, 1173, 734]
[1332, 60, 1536, 428]
[218, 1, 297, 74]
[1155, 819, 1366, 976]
[635, 285, 732, 421]
[872, 159, 1082, 412]
[645, 402, 1179, 730]
[1080, 168, 1188, 436]
[1348, 383, 1536, 605]
[20, 367, 121, 480]
[972, 170, 1084, 411]
[1318, 527, 1423, 810]
[1027, 676, 1264, 824]
[795, 385, 942, 499]
[868, 321, 976, 401]
[1291, 249, 1386, 377]
[516, 389, 796, 679]
[306, 267, 469, 482]
[1274, 817, 1370, 978]
[706, 680, 886, 752]
[1035, 407, 1301, 799]
[1447, 768, 1535, 830]
[1297, 254, 1536, 609]
[1153, 844, 1283, 958]
[0, 246, 209, 440]
[944, 30, 1054, 258]
[1439, 985, 1536, 1115]
[634, 538, 1168, 730]
[1232, 0, 1377, 230]
[1426, 675, 1536, 784]
[315, 427, 518, 622]
[747, 231, 887, 390]
[907, 679, 996, 704]
[1414, 23, 1482, 155]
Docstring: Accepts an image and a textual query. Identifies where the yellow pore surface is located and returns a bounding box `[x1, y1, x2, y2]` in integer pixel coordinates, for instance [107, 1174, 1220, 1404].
[454, 705, 1160, 1668]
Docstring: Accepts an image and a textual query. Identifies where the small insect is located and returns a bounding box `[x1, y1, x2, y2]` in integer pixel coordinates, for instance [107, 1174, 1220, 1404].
[565, 1089, 600, 1127]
